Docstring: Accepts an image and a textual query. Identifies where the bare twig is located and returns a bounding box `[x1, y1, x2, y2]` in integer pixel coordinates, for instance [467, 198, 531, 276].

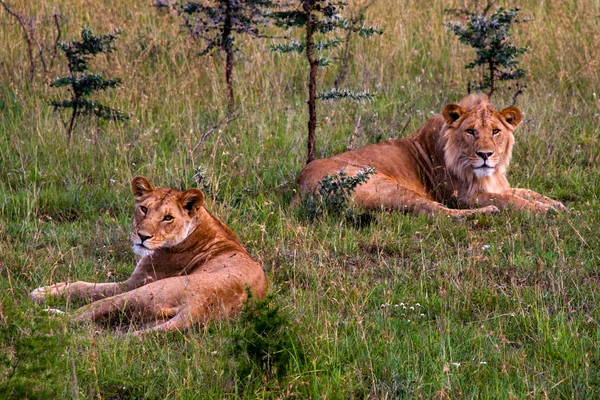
[31, 23, 48, 74]
[398, 114, 412, 138]
[346, 115, 362, 150]
[511, 81, 526, 105]
[51, 13, 63, 69]
[0, 2, 63, 78]
[183, 105, 240, 186]
[0, 0, 35, 77]
[195, 107, 239, 154]
[334, 0, 378, 89]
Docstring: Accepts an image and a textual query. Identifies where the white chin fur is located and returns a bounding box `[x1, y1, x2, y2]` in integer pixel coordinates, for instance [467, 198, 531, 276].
[473, 167, 495, 177]
[132, 244, 154, 257]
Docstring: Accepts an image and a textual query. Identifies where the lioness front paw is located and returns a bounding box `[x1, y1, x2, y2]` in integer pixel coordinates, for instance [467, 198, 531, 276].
[31, 282, 69, 304]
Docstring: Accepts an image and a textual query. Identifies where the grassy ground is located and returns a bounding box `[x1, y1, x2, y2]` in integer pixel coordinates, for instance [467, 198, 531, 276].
[1, 0, 599, 398]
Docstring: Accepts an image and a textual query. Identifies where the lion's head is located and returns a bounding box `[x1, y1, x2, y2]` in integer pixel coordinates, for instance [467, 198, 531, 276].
[441, 94, 522, 183]
[130, 176, 205, 257]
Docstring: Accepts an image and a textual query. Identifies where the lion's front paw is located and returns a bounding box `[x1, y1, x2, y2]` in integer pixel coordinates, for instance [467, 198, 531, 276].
[532, 202, 553, 213]
[533, 200, 569, 214]
[479, 205, 500, 214]
[31, 282, 70, 304]
[550, 201, 567, 213]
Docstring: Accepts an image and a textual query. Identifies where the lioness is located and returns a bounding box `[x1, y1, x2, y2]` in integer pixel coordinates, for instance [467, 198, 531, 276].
[31, 176, 267, 334]
[297, 94, 566, 216]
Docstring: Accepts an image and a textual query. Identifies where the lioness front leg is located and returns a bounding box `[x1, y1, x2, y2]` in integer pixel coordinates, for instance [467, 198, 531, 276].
[31, 281, 129, 304]
[509, 188, 567, 212]
[74, 275, 248, 335]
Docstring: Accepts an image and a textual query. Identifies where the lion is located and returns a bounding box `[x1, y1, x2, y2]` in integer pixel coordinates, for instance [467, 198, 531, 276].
[296, 94, 566, 216]
[31, 176, 267, 334]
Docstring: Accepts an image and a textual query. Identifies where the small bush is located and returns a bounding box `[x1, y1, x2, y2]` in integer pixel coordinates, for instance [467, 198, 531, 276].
[447, 4, 529, 100]
[230, 293, 305, 388]
[301, 165, 375, 221]
[50, 26, 127, 142]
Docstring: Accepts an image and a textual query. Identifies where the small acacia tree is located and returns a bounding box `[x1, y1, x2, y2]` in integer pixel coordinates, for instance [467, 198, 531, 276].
[50, 27, 126, 143]
[447, 2, 529, 100]
[271, 1, 381, 164]
[180, 0, 275, 110]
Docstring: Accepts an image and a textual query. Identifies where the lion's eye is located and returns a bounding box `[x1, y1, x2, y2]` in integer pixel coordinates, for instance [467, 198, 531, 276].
[492, 129, 501, 135]
[140, 206, 148, 214]
[465, 129, 476, 136]
[163, 215, 174, 222]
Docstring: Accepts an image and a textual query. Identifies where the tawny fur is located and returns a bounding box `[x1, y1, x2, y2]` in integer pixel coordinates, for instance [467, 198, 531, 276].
[31, 176, 267, 334]
[296, 94, 566, 216]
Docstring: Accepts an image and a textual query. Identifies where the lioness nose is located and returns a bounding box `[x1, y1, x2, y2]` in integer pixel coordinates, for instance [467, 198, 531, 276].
[476, 151, 494, 160]
[138, 232, 153, 243]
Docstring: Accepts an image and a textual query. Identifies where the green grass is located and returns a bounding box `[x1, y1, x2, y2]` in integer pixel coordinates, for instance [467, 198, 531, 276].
[1, 0, 599, 398]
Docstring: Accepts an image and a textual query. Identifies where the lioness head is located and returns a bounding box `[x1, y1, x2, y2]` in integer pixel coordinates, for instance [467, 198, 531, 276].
[442, 94, 522, 181]
[130, 176, 205, 257]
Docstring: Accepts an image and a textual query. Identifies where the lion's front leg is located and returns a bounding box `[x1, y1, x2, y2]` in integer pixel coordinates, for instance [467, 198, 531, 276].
[474, 191, 560, 213]
[509, 188, 567, 212]
[31, 281, 128, 304]
[353, 177, 499, 217]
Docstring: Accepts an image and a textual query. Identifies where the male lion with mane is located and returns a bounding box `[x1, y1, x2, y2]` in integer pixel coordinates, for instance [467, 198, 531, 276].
[297, 94, 566, 216]
[31, 176, 267, 334]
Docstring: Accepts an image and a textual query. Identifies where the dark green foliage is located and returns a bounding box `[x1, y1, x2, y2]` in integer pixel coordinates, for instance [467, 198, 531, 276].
[181, 0, 274, 56]
[317, 87, 375, 102]
[50, 27, 127, 142]
[447, 5, 529, 98]
[302, 165, 375, 220]
[271, 2, 382, 53]
[271, 0, 382, 163]
[231, 294, 305, 385]
[180, 0, 275, 109]
[0, 299, 69, 399]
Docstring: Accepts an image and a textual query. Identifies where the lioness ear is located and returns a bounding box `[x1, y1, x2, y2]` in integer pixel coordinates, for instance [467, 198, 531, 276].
[131, 176, 154, 199]
[180, 189, 205, 215]
[500, 106, 522, 127]
[442, 104, 467, 125]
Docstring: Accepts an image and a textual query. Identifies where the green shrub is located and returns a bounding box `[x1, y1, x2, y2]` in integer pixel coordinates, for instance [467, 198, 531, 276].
[230, 293, 305, 388]
[302, 165, 374, 220]
[50, 27, 127, 143]
[447, 4, 529, 100]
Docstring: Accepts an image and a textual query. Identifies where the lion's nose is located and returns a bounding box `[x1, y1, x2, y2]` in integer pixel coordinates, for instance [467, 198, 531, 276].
[476, 151, 494, 161]
[138, 232, 153, 243]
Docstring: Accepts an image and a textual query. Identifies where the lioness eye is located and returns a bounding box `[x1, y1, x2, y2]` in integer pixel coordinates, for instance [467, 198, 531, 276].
[465, 129, 476, 136]
[163, 215, 174, 222]
[140, 206, 148, 214]
[492, 129, 501, 135]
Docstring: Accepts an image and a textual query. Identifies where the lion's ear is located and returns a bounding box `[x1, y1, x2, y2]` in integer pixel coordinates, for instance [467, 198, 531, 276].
[180, 189, 205, 215]
[131, 176, 154, 199]
[442, 104, 467, 125]
[500, 106, 522, 127]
